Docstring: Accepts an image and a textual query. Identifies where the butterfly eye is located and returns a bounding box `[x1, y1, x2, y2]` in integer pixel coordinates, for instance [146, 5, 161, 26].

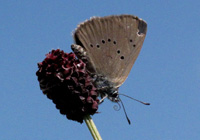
[138, 31, 142, 35]
[133, 44, 136, 47]
[130, 39, 133, 42]
[117, 50, 120, 54]
[108, 38, 111, 42]
[96, 44, 100, 48]
[113, 41, 117, 44]
[102, 40, 105, 44]
[120, 56, 124, 60]
[90, 44, 93, 47]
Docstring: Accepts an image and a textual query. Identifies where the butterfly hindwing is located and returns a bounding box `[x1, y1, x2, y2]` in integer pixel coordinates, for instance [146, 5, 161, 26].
[73, 15, 147, 87]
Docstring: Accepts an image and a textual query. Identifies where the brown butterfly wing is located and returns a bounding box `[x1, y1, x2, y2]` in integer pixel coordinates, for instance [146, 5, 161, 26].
[74, 15, 147, 87]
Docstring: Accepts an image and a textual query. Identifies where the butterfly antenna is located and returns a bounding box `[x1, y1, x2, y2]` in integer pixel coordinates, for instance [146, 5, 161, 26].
[119, 98, 131, 124]
[119, 93, 150, 105]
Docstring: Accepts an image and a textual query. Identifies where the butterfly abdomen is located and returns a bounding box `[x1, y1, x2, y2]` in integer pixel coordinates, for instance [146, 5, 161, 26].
[71, 44, 97, 74]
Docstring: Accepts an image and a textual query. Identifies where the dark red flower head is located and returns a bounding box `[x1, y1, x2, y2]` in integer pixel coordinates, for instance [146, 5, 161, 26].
[36, 49, 99, 123]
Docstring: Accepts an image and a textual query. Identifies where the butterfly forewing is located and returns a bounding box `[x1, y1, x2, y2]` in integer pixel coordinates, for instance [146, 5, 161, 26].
[74, 15, 147, 87]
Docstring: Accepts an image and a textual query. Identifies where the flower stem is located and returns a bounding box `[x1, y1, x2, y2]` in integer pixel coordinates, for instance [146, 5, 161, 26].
[84, 115, 102, 140]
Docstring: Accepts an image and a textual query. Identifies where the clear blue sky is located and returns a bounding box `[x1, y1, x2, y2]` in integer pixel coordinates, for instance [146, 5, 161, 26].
[1, 1, 200, 140]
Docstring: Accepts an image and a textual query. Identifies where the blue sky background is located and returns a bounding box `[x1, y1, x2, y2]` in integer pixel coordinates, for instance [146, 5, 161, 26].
[1, 0, 200, 140]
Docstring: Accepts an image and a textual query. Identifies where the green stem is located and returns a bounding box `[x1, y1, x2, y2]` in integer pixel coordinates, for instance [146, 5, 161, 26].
[84, 115, 102, 140]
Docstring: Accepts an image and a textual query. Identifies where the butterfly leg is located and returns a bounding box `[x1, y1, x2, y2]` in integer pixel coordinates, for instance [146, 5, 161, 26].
[99, 94, 108, 104]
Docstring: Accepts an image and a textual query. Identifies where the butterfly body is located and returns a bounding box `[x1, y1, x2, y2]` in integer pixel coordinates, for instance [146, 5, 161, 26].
[72, 15, 147, 102]
[92, 74, 120, 102]
[72, 44, 120, 102]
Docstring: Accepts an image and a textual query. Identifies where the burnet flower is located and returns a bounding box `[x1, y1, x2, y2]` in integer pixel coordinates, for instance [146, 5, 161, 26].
[36, 49, 99, 123]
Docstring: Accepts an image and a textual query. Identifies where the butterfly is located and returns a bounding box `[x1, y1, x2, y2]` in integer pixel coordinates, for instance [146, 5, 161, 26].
[71, 15, 147, 104]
